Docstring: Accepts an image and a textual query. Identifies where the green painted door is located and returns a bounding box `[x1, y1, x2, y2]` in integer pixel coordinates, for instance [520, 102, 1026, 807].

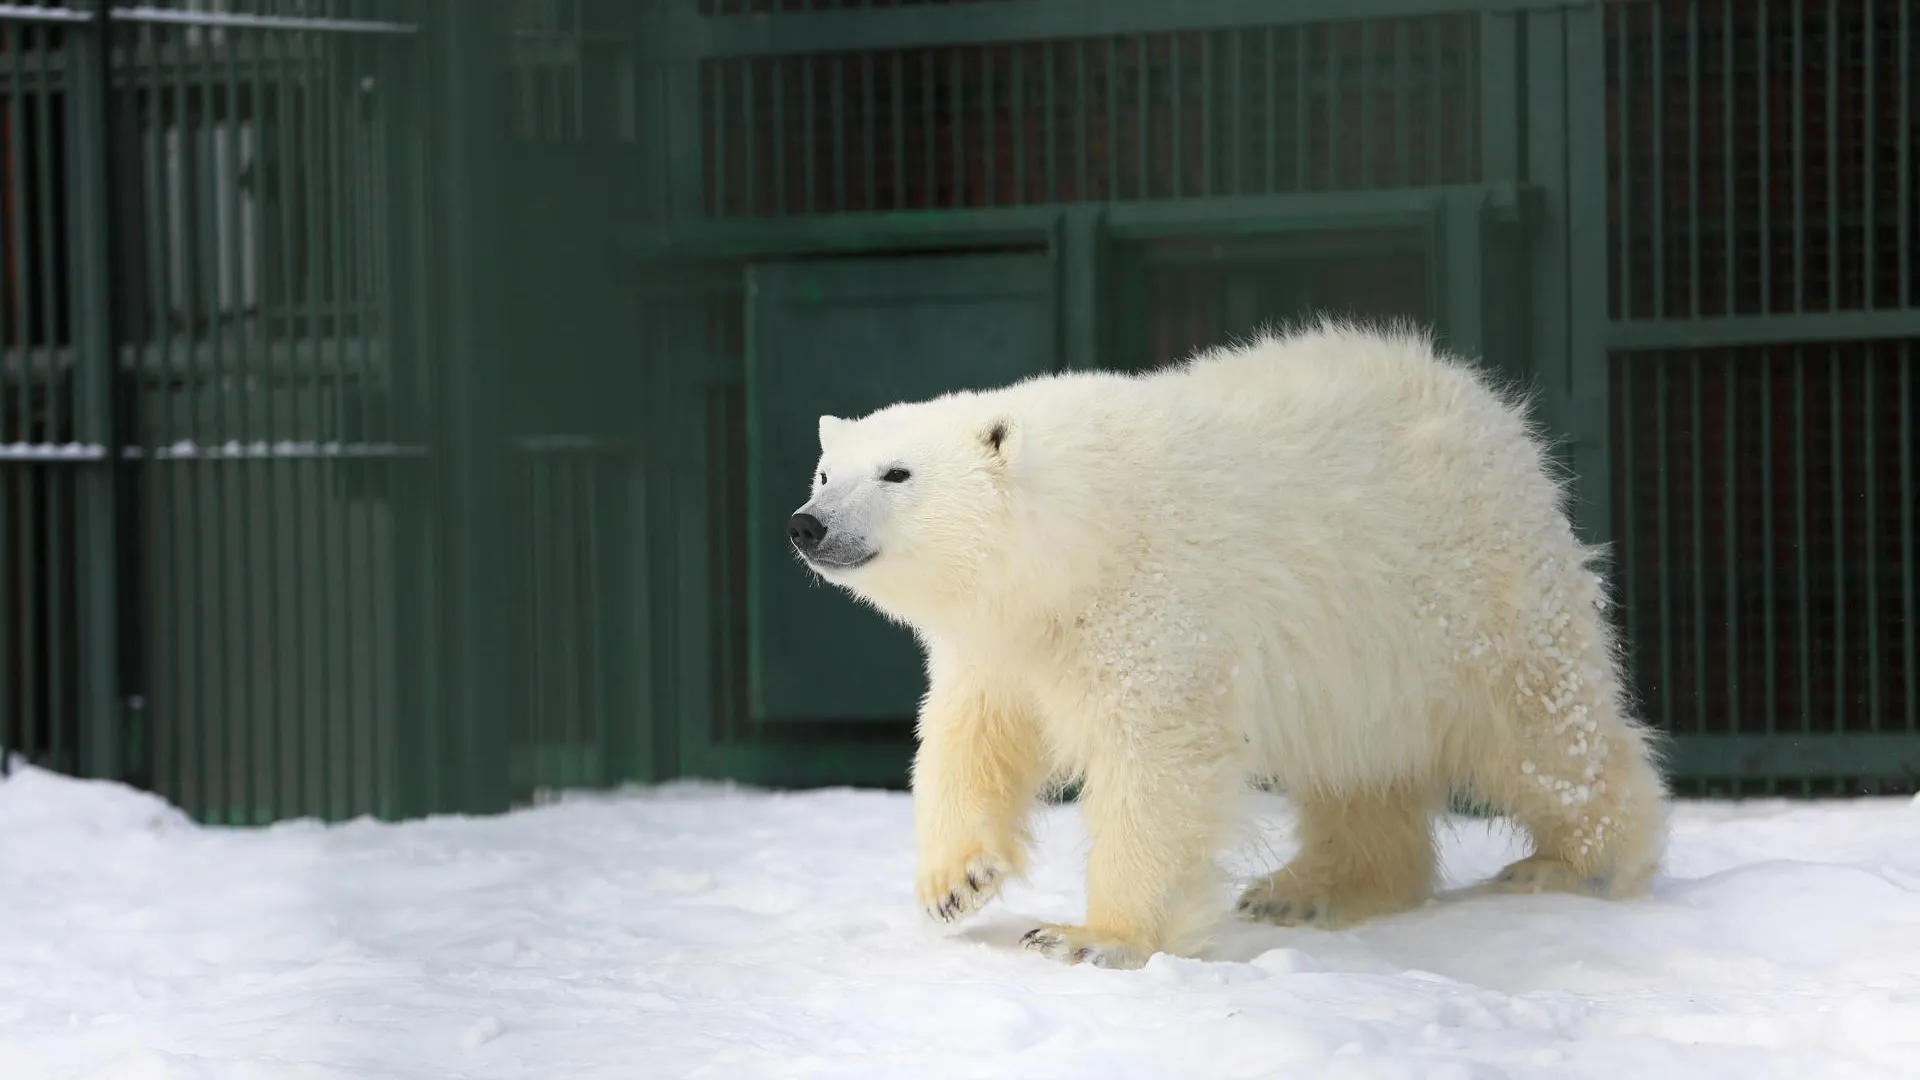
[745, 253, 1057, 726]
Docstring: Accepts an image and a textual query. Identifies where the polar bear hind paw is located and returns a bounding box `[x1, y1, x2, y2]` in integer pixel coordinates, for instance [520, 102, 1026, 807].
[1019, 924, 1150, 970]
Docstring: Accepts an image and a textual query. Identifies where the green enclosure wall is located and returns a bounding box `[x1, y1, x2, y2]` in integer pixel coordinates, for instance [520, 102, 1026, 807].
[1, 0, 1914, 822]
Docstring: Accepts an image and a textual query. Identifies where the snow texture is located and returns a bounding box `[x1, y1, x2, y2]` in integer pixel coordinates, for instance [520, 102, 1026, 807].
[2, 762, 1918, 1079]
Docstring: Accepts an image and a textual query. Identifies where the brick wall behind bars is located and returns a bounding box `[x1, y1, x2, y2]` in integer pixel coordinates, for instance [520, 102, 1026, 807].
[1605, 0, 1918, 780]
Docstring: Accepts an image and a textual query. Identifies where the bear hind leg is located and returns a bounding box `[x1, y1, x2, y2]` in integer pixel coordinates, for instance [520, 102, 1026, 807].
[1235, 780, 1438, 930]
[1478, 698, 1669, 901]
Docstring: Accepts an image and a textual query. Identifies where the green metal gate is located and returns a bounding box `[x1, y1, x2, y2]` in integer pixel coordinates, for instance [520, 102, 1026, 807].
[2, 0, 1914, 823]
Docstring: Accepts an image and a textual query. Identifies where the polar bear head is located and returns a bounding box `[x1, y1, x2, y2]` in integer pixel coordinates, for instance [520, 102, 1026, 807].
[786, 395, 1022, 626]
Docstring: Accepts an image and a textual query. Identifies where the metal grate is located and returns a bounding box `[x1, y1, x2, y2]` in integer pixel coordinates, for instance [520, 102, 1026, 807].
[1607, 0, 1917, 319]
[110, 2, 424, 822]
[0, 18, 85, 778]
[508, 438, 624, 796]
[698, 0, 1025, 16]
[1603, 0, 1920, 794]
[1612, 344, 1917, 766]
[698, 14, 1481, 216]
[1127, 239, 1433, 370]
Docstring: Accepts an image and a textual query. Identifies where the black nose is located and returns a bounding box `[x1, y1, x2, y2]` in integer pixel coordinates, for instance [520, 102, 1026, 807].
[788, 512, 827, 554]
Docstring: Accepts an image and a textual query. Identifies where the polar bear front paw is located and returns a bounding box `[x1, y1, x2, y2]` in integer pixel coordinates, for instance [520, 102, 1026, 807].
[917, 846, 1016, 924]
[1018, 924, 1149, 970]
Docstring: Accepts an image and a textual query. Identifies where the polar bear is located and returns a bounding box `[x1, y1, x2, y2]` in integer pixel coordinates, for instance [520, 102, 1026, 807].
[786, 319, 1668, 969]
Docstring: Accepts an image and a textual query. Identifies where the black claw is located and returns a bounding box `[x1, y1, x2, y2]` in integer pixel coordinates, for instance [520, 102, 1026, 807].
[966, 870, 980, 891]
[1071, 947, 1093, 962]
[1019, 928, 1046, 948]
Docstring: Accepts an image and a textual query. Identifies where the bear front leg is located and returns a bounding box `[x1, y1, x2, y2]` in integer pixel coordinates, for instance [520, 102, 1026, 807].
[912, 664, 1048, 927]
[1021, 739, 1236, 970]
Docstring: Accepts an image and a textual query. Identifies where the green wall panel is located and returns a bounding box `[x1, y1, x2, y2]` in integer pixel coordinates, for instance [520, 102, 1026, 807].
[744, 253, 1057, 724]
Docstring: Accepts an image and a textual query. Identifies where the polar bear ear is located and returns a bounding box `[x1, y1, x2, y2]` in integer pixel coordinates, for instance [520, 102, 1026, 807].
[979, 415, 1020, 465]
[817, 414, 849, 450]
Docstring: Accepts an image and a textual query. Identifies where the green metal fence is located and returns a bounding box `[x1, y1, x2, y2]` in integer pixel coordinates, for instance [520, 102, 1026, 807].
[1, 0, 1915, 823]
[1603, 0, 1917, 793]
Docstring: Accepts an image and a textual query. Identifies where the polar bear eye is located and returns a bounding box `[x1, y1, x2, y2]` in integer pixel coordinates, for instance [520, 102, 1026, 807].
[881, 467, 911, 483]
[817, 471, 827, 485]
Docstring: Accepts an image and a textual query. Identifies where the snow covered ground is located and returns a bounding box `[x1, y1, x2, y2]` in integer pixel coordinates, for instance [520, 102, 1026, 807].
[2, 763, 1918, 1080]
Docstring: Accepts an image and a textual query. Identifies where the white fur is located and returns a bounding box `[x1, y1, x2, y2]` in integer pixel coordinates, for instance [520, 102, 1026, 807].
[791, 319, 1670, 970]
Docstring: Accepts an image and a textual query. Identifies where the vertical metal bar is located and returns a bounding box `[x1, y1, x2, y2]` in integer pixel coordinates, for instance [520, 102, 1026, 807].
[1423, 18, 1441, 184]
[1294, 27, 1307, 190]
[1011, 44, 1024, 203]
[1657, 355, 1674, 729]
[1324, 26, 1338, 190]
[1072, 40, 1086, 201]
[1865, 348, 1878, 731]
[172, 18, 216, 820]
[1862, 0, 1875, 308]
[1651, 0, 1665, 318]
[528, 456, 547, 786]
[582, 453, 605, 787]
[219, 16, 254, 820]
[1759, 0, 1771, 314]
[1044, 42, 1059, 200]
[741, 60, 754, 215]
[1829, 343, 1844, 731]
[803, 54, 816, 212]
[831, 54, 846, 210]
[1230, 30, 1243, 195]
[1394, 19, 1409, 187]
[31, 24, 64, 771]
[1686, 0, 1699, 318]
[563, 457, 583, 787]
[1200, 31, 1213, 197]
[1170, 33, 1183, 198]
[370, 25, 403, 814]
[191, 15, 232, 822]
[268, 25, 306, 819]
[136, 18, 178, 808]
[1793, 0, 1805, 310]
[711, 59, 726, 215]
[1723, 0, 1735, 315]
[980, 48, 992, 204]
[947, 50, 960, 205]
[1795, 347, 1811, 735]
[1136, 35, 1148, 198]
[1902, 0, 1913, 308]
[1690, 355, 1706, 734]
[5, 22, 37, 778]
[1622, 360, 1639, 711]
[1902, 341, 1916, 734]
[920, 49, 933, 207]
[1264, 26, 1276, 191]
[1617, 2, 1632, 316]
[861, 51, 875, 211]
[1358, 21, 1372, 187]
[344, 32, 381, 815]
[1724, 356, 1739, 736]
[1106, 38, 1119, 199]
[1825, 0, 1838, 309]
[891, 51, 904, 209]
[771, 57, 786, 213]
[1763, 352, 1777, 736]
[1462, 14, 1478, 182]
[299, 27, 337, 818]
